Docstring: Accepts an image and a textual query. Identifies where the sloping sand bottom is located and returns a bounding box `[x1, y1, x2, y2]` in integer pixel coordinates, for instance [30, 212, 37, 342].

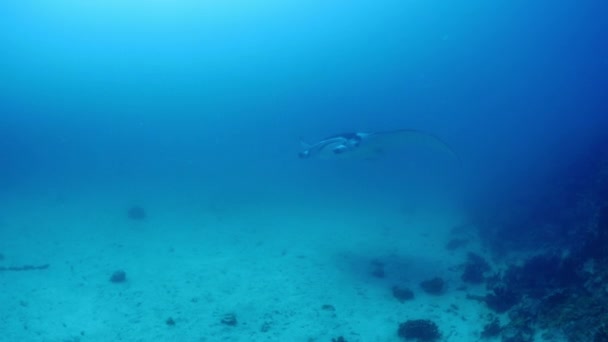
[0, 188, 508, 342]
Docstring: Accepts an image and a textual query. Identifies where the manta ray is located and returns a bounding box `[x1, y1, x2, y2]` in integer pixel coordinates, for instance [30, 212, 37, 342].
[298, 129, 459, 161]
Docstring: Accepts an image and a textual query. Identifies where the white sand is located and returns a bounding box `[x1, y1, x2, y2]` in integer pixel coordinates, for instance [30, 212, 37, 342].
[0, 185, 497, 342]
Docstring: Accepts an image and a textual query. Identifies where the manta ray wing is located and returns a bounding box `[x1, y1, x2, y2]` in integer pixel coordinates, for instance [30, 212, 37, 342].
[304, 129, 459, 161]
[363, 129, 460, 161]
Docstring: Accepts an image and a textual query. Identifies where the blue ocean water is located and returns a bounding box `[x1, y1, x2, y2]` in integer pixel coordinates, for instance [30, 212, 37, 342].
[1, 1, 607, 341]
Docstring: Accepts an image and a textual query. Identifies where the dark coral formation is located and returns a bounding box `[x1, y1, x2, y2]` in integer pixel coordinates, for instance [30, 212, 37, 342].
[392, 286, 414, 302]
[397, 319, 441, 341]
[461, 252, 491, 284]
[464, 143, 608, 341]
[110, 270, 127, 283]
[483, 285, 520, 313]
[503, 254, 580, 299]
[480, 316, 501, 339]
[595, 328, 608, 342]
[419, 277, 445, 295]
[321, 304, 336, 311]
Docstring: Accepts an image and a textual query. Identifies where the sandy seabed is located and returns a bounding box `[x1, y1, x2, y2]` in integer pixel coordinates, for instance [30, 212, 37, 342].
[0, 186, 502, 342]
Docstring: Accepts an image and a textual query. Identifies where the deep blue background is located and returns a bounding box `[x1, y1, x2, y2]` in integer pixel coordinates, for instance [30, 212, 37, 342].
[1, 0, 606, 209]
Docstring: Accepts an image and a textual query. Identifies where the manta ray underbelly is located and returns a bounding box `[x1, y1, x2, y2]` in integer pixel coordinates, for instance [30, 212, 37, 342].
[300, 134, 365, 159]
